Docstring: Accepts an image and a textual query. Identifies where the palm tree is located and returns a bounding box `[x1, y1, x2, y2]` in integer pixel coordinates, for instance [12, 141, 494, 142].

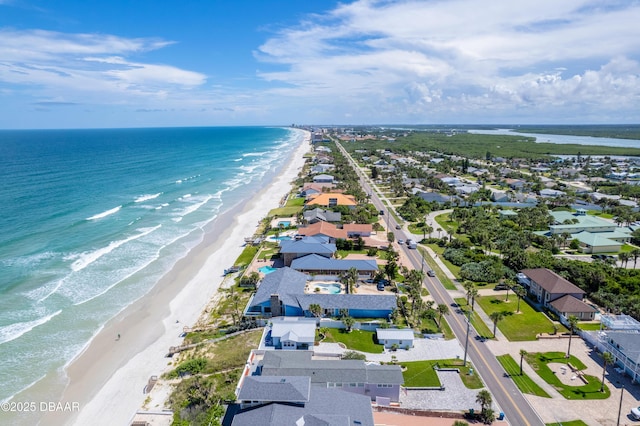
[601, 352, 614, 392]
[309, 303, 323, 319]
[436, 304, 449, 328]
[342, 315, 355, 333]
[619, 252, 630, 269]
[631, 248, 640, 268]
[463, 281, 474, 304]
[519, 349, 528, 375]
[489, 311, 504, 338]
[514, 286, 527, 313]
[475, 389, 492, 415]
[566, 315, 579, 358]
[503, 279, 514, 301]
[470, 288, 479, 312]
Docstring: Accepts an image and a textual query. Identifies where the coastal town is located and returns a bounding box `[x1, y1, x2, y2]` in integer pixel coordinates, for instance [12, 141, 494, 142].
[130, 127, 640, 426]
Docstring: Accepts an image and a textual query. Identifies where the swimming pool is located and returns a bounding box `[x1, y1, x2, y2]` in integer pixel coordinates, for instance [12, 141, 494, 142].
[278, 221, 291, 227]
[312, 283, 342, 294]
[258, 266, 278, 274]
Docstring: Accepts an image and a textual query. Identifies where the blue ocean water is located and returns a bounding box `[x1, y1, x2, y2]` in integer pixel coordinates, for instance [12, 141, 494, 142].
[0, 126, 304, 403]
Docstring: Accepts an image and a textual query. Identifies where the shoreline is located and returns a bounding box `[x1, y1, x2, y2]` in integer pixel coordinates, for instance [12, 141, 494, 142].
[39, 129, 311, 426]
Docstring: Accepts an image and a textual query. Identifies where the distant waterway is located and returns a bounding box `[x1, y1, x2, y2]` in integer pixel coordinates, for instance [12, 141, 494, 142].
[469, 129, 640, 149]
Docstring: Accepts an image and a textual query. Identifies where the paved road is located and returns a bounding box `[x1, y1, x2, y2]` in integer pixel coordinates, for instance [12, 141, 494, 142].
[335, 141, 544, 426]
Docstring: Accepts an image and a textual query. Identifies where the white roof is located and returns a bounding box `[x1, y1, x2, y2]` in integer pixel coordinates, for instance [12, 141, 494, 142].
[271, 319, 316, 343]
[376, 328, 414, 340]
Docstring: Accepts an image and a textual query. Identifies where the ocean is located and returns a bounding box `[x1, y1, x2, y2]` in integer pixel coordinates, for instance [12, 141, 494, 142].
[0, 126, 304, 405]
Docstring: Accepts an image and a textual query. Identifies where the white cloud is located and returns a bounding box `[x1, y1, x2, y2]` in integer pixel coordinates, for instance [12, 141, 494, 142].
[255, 0, 640, 122]
[0, 29, 205, 105]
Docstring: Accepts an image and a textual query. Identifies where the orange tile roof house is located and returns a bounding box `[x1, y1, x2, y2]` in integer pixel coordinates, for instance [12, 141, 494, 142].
[306, 193, 357, 208]
[297, 221, 347, 241]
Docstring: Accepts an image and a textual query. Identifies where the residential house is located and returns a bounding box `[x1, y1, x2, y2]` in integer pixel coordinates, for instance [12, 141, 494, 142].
[290, 254, 378, 279]
[264, 317, 316, 350]
[589, 314, 640, 383]
[520, 268, 594, 321]
[297, 222, 347, 241]
[302, 208, 341, 224]
[300, 182, 335, 197]
[306, 192, 357, 208]
[539, 188, 566, 198]
[229, 379, 375, 426]
[343, 223, 373, 237]
[259, 351, 404, 402]
[244, 267, 396, 319]
[279, 236, 336, 266]
[312, 174, 335, 184]
[376, 328, 414, 349]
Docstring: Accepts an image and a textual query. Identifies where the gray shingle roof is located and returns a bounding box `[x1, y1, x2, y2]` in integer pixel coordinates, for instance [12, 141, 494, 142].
[231, 387, 373, 426]
[279, 239, 336, 255]
[521, 268, 585, 295]
[291, 254, 378, 271]
[549, 295, 596, 313]
[252, 267, 308, 306]
[296, 294, 397, 311]
[303, 208, 342, 223]
[261, 351, 404, 385]
[237, 376, 310, 403]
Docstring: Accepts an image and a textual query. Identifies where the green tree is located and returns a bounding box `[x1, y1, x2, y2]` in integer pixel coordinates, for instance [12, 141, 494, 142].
[489, 311, 504, 338]
[342, 315, 355, 332]
[519, 349, 528, 375]
[309, 303, 323, 319]
[566, 315, 579, 358]
[436, 304, 449, 328]
[514, 286, 527, 313]
[601, 352, 614, 392]
[475, 389, 492, 415]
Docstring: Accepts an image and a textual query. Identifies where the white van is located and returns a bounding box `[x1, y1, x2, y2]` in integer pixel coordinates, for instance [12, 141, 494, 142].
[631, 406, 640, 420]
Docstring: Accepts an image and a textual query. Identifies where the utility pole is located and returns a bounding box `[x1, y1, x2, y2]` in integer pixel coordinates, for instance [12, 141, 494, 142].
[463, 309, 471, 366]
[617, 385, 624, 426]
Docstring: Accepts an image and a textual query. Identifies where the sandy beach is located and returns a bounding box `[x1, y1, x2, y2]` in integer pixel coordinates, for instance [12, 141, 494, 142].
[38, 130, 310, 426]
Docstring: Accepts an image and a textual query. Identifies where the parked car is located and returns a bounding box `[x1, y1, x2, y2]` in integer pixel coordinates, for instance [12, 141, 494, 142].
[631, 407, 640, 420]
[427, 270, 436, 277]
[377, 283, 385, 291]
[494, 283, 510, 290]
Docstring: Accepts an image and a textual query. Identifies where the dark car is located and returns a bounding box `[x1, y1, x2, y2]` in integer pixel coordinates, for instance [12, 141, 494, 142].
[395, 224, 401, 230]
[494, 283, 509, 290]
[427, 270, 436, 277]
[377, 283, 385, 291]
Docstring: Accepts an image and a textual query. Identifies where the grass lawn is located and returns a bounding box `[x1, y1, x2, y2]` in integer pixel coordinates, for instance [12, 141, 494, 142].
[454, 298, 494, 339]
[475, 295, 559, 341]
[269, 205, 303, 216]
[578, 322, 602, 331]
[496, 354, 550, 398]
[419, 246, 457, 290]
[401, 360, 441, 387]
[545, 421, 588, 426]
[525, 352, 610, 400]
[323, 329, 384, 353]
[401, 359, 483, 389]
[234, 245, 258, 267]
[285, 196, 305, 207]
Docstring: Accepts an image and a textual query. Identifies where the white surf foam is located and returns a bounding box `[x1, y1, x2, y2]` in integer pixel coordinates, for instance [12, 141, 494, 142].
[71, 225, 161, 272]
[0, 310, 62, 345]
[134, 193, 162, 203]
[86, 205, 121, 221]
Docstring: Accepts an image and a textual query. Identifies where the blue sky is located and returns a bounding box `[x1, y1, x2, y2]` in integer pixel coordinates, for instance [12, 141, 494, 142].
[1, 0, 639, 128]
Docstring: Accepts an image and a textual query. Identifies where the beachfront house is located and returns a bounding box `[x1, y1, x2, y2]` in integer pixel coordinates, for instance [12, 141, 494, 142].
[290, 254, 378, 279]
[229, 377, 375, 426]
[302, 208, 341, 224]
[306, 192, 357, 208]
[259, 351, 404, 403]
[279, 236, 336, 267]
[243, 267, 396, 319]
[263, 317, 316, 350]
